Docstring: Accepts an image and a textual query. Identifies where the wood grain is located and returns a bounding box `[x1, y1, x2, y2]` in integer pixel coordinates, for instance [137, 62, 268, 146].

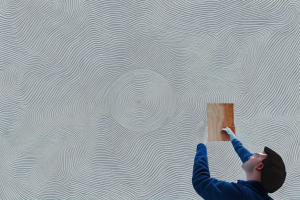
[207, 103, 235, 141]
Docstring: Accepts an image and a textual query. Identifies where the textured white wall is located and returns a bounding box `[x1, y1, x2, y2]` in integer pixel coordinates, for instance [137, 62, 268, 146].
[0, 0, 299, 199]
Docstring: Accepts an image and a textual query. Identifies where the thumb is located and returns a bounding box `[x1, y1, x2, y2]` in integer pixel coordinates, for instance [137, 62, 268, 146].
[222, 127, 229, 132]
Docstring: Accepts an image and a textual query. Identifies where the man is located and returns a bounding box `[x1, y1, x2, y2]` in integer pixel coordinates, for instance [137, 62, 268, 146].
[192, 126, 286, 200]
[242, 151, 267, 183]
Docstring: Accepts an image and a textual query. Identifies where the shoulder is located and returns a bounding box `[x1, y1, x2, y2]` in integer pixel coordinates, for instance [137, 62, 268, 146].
[194, 178, 247, 200]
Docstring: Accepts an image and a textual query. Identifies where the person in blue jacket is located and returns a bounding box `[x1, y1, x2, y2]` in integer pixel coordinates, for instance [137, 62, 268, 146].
[192, 126, 286, 200]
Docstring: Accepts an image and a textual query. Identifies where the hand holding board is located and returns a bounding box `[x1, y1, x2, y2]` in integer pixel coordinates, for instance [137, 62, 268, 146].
[207, 103, 236, 142]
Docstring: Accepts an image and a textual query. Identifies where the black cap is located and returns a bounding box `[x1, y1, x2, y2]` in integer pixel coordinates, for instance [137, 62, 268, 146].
[261, 146, 287, 193]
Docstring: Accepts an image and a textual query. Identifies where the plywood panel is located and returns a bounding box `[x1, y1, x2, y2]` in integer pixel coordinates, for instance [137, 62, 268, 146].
[207, 103, 236, 142]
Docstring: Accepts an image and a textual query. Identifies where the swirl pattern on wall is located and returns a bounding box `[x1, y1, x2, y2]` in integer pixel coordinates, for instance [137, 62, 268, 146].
[0, 0, 299, 199]
[105, 69, 178, 132]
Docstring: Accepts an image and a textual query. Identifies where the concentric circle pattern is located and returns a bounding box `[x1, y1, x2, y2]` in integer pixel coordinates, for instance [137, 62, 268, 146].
[106, 69, 178, 132]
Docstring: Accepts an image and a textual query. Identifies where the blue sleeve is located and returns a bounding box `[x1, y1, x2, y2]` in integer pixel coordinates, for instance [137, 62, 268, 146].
[192, 143, 247, 200]
[231, 138, 254, 164]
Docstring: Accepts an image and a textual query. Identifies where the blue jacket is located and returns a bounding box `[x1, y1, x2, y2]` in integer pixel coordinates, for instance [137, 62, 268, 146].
[192, 138, 273, 200]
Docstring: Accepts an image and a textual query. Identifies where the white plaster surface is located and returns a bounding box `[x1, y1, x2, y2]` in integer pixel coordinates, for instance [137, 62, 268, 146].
[0, 1, 299, 199]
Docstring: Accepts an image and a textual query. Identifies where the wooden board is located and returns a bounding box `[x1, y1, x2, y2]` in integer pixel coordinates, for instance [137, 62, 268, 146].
[207, 103, 236, 142]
